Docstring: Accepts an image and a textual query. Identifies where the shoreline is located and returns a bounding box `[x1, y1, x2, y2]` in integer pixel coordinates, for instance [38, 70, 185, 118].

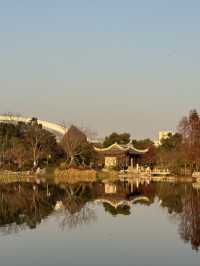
[0, 169, 197, 184]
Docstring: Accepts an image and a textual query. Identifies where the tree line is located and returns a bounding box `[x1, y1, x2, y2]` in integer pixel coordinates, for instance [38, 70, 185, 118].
[157, 109, 200, 175]
[0, 118, 63, 170]
[0, 109, 200, 175]
[99, 109, 200, 174]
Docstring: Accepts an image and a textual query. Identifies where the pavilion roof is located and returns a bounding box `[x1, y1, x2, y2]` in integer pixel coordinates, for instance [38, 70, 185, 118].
[94, 142, 149, 155]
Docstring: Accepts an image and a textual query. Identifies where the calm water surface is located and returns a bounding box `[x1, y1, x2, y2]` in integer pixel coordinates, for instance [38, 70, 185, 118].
[0, 180, 199, 266]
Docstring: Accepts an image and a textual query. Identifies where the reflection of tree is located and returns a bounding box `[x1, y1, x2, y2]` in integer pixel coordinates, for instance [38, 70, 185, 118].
[155, 183, 185, 214]
[59, 206, 96, 229]
[139, 182, 200, 251]
[1, 180, 200, 253]
[103, 203, 130, 216]
[155, 183, 200, 251]
[57, 183, 96, 229]
[179, 188, 200, 251]
[0, 183, 56, 234]
[0, 182, 97, 234]
[0, 221, 28, 236]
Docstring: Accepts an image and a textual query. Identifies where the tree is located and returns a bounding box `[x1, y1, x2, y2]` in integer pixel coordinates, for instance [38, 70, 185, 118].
[161, 133, 182, 150]
[156, 133, 183, 173]
[131, 138, 156, 167]
[0, 119, 59, 170]
[103, 132, 130, 147]
[0, 123, 22, 169]
[178, 109, 200, 172]
[78, 126, 98, 141]
[132, 138, 154, 149]
[5, 138, 28, 170]
[25, 118, 57, 168]
[61, 125, 95, 167]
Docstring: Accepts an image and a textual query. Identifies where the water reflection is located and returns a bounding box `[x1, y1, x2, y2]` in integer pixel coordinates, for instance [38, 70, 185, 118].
[0, 180, 200, 251]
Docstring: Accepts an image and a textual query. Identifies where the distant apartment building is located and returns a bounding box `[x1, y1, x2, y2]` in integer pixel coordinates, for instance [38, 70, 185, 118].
[154, 131, 174, 147]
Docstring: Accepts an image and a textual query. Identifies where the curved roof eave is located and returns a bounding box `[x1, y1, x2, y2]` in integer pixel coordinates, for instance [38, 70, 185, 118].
[94, 142, 149, 154]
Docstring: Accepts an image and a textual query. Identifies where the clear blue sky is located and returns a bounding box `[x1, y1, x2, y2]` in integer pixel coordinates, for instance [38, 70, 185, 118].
[0, 0, 200, 139]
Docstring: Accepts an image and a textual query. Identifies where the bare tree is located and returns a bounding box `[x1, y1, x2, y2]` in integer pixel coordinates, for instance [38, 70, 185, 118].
[179, 110, 200, 172]
[59, 206, 96, 229]
[61, 125, 94, 167]
[25, 118, 56, 168]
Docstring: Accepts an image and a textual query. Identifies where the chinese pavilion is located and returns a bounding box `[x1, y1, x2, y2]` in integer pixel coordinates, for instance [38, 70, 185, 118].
[94, 142, 149, 170]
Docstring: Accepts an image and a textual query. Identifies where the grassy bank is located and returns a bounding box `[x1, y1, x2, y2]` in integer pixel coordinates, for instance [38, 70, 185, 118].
[0, 171, 34, 183]
[54, 168, 97, 184]
[0, 168, 120, 184]
[54, 168, 121, 184]
[0, 167, 194, 185]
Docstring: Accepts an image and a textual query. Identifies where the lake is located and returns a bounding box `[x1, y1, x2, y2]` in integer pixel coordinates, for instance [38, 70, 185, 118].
[0, 179, 199, 266]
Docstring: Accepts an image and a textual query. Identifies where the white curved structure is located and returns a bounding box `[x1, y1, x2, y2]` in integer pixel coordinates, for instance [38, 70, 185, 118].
[95, 196, 150, 208]
[94, 142, 149, 154]
[0, 115, 67, 136]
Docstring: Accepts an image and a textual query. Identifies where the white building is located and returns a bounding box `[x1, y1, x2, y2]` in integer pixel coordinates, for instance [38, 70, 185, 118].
[154, 131, 174, 147]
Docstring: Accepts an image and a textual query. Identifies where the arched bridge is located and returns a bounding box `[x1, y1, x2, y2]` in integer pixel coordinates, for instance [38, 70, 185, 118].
[0, 115, 67, 137]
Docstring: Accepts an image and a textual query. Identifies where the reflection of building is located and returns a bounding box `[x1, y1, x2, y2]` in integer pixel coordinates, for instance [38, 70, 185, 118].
[94, 143, 148, 170]
[94, 180, 152, 217]
[105, 183, 117, 194]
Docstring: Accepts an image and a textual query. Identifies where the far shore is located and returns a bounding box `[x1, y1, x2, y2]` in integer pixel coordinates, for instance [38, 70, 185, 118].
[0, 168, 196, 184]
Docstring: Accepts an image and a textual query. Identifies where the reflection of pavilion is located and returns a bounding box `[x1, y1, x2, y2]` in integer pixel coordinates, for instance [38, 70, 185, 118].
[126, 178, 151, 190]
[0, 181, 153, 229]
[95, 181, 151, 214]
[94, 143, 148, 170]
[192, 182, 200, 190]
[105, 183, 117, 194]
[95, 196, 150, 209]
[104, 179, 151, 195]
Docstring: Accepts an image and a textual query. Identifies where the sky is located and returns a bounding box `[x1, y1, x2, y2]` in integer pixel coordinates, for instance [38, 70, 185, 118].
[0, 0, 200, 140]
